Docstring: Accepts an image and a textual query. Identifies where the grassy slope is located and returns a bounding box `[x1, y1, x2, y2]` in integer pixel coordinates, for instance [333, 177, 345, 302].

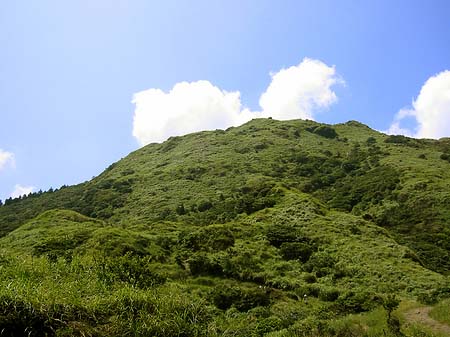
[2, 194, 444, 294]
[0, 190, 448, 335]
[1, 118, 450, 335]
[2, 118, 450, 273]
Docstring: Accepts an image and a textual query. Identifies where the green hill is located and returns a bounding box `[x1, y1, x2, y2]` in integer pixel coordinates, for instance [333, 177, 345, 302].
[1, 118, 450, 336]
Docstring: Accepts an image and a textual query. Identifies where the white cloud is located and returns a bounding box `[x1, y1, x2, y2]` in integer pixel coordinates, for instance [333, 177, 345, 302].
[387, 70, 450, 139]
[385, 108, 415, 137]
[10, 184, 35, 199]
[0, 149, 15, 171]
[132, 58, 342, 146]
[259, 58, 343, 120]
[132, 81, 251, 146]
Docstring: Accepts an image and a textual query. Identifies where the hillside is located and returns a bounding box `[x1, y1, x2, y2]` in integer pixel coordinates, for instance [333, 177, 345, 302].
[1, 118, 450, 336]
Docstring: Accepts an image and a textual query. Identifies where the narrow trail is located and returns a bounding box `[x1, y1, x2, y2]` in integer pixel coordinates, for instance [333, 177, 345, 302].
[403, 306, 450, 335]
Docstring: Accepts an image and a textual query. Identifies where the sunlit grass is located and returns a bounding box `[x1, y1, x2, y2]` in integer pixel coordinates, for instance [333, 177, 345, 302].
[1, 118, 450, 335]
[430, 298, 450, 325]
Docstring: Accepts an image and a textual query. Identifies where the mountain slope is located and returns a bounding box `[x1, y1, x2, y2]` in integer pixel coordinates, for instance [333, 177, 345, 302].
[2, 118, 450, 273]
[1, 118, 450, 336]
[0, 188, 447, 336]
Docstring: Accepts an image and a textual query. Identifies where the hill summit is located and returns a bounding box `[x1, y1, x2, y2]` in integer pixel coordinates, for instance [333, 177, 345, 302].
[1, 118, 450, 336]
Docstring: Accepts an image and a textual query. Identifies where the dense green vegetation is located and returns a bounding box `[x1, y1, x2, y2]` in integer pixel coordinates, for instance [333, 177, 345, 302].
[1, 118, 450, 336]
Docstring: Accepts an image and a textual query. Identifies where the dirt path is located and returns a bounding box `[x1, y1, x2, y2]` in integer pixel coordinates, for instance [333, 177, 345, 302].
[403, 306, 450, 335]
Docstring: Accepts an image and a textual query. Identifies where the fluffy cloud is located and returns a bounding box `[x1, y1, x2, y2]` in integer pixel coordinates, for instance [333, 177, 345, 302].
[385, 108, 415, 137]
[387, 70, 450, 139]
[132, 58, 342, 145]
[132, 81, 252, 145]
[259, 58, 342, 120]
[10, 184, 35, 199]
[0, 149, 15, 171]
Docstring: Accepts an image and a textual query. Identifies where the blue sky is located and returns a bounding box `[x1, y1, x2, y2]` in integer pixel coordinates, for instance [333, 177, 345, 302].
[1, 0, 450, 201]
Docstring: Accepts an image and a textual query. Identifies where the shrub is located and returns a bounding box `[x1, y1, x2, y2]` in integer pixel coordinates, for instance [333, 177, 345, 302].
[417, 286, 450, 305]
[303, 251, 336, 275]
[32, 231, 90, 263]
[279, 242, 313, 262]
[197, 200, 213, 212]
[97, 253, 166, 289]
[179, 225, 235, 252]
[297, 284, 320, 298]
[327, 165, 400, 211]
[335, 290, 381, 313]
[440, 153, 450, 162]
[266, 224, 312, 248]
[366, 137, 377, 145]
[210, 285, 241, 310]
[303, 273, 317, 284]
[385, 135, 403, 143]
[175, 203, 186, 215]
[318, 287, 340, 302]
[313, 126, 338, 139]
[382, 294, 400, 320]
[186, 252, 223, 276]
[255, 316, 283, 335]
[231, 179, 279, 215]
[210, 284, 271, 311]
[385, 134, 412, 144]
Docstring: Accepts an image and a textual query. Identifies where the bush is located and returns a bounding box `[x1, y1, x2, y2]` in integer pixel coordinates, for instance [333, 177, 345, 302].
[197, 200, 213, 212]
[232, 179, 279, 215]
[382, 294, 400, 319]
[279, 242, 313, 262]
[175, 203, 186, 215]
[385, 135, 410, 144]
[313, 126, 338, 139]
[266, 224, 313, 248]
[210, 284, 271, 311]
[318, 287, 340, 302]
[297, 284, 320, 298]
[32, 232, 90, 263]
[303, 251, 336, 275]
[97, 253, 166, 289]
[303, 273, 317, 284]
[366, 137, 377, 145]
[186, 252, 223, 276]
[417, 286, 450, 305]
[179, 225, 235, 252]
[256, 316, 283, 335]
[335, 290, 381, 313]
[327, 165, 400, 211]
[440, 153, 450, 162]
[210, 285, 241, 310]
